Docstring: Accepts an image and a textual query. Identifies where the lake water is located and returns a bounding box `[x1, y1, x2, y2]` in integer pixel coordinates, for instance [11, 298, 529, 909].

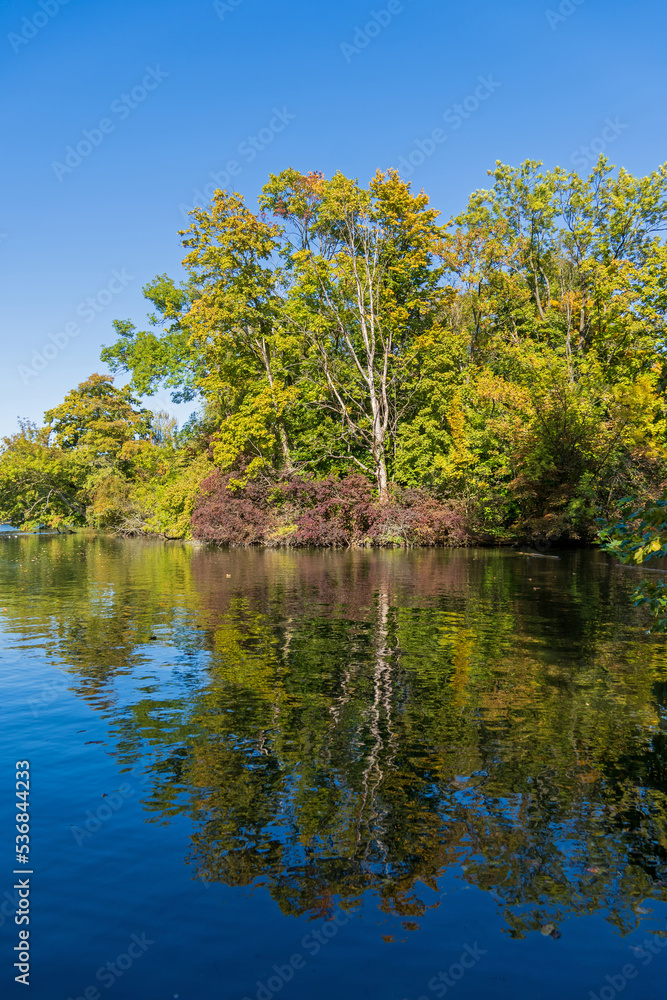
[1, 535, 667, 1000]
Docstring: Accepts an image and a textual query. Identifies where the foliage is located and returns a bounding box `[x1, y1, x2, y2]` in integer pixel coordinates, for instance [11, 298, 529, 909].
[192, 468, 274, 545]
[135, 452, 214, 539]
[180, 189, 299, 479]
[372, 487, 470, 546]
[422, 157, 667, 542]
[285, 473, 381, 546]
[101, 275, 201, 404]
[4, 158, 667, 546]
[0, 420, 89, 528]
[44, 373, 153, 461]
[191, 470, 471, 548]
[600, 497, 667, 631]
[260, 168, 443, 498]
[0, 375, 212, 538]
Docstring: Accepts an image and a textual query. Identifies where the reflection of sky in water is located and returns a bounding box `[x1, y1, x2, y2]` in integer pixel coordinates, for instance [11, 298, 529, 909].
[2, 537, 667, 1000]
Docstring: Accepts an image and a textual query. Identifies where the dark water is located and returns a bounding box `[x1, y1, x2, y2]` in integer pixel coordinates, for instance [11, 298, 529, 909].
[1, 536, 667, 1000]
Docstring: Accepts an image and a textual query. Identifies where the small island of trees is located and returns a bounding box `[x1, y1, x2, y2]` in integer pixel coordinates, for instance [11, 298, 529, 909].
[2, 158, 667, 562]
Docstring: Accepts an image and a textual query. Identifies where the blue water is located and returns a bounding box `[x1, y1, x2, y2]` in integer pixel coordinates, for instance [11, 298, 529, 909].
[1, 536, 666, 999]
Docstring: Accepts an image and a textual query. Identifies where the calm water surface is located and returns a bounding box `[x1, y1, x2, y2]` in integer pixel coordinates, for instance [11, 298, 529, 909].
[1, 536, 667, 999]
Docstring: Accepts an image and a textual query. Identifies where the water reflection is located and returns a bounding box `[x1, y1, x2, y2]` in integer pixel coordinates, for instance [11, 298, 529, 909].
[2, 537, 667, 940]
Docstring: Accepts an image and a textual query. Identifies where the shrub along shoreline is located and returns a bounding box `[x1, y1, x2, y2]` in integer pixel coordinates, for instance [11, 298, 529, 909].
[188, 469, 593, 550]
[191, 470, 473, 548]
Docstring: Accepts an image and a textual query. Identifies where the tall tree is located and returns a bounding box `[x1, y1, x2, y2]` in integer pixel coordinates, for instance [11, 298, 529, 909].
[431, 157, 667, 535]
[180, 190, 301, 476]
[262, 169, 443, 500]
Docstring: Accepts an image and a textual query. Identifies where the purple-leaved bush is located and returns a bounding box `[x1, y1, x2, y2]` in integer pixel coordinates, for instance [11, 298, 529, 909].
[192, 471, 471, 547]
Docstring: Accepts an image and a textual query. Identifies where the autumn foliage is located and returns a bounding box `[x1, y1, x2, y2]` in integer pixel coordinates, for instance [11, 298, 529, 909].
[192, 470, 470, 547]
[4, 159, 667, 546]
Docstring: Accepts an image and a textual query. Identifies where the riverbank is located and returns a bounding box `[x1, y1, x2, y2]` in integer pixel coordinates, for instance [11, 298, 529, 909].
[1, 467, 602, 550]
[188, 469, 598, 550]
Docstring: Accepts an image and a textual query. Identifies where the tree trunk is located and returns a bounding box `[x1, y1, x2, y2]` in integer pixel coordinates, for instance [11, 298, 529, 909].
[260, 338, 293, 471]
[278, 422, 292, 471]
[375, 447, 389, 504]
[370, 385, 389, 503]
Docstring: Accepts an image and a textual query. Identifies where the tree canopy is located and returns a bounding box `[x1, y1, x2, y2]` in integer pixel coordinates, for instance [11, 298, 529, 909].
[2, 157, 667, 545]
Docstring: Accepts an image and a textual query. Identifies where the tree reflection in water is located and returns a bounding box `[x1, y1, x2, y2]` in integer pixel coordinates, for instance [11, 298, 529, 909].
[3, 536, 667, 938]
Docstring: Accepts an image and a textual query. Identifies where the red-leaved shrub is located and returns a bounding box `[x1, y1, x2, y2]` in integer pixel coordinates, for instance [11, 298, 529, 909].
[192, 470, 273, 544]
[283, 474, 379, 547]
[192, 470, 472, 547]
[370, 489, 470, 547]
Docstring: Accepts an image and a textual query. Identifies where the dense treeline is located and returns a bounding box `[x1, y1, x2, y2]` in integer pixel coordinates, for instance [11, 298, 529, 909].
[3, 157, 667, 545]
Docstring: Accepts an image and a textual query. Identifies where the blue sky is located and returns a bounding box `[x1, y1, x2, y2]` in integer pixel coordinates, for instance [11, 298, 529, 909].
[1, 0, 665, 436]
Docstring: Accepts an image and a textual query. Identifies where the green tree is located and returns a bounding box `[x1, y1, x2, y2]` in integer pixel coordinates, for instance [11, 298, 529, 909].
[262, 168, 443, 500]
[45, 373, 153, 460]
[101, 274, 201, 404]
[600, 497, 667, 631]
[0, 420, 89, 527]
[180, 190, 301, 476]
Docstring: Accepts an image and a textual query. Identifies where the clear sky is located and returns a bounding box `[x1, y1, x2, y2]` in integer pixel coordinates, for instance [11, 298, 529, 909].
[1, 0, 665, 436]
